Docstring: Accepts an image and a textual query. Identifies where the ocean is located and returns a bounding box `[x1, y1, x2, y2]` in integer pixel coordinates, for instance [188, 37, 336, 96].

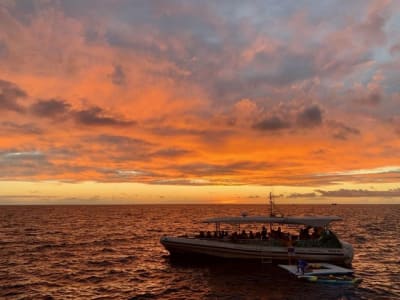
[1, 204, 399, 299]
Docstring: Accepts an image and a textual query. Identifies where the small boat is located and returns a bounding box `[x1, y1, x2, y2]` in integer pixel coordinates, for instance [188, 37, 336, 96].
[299, 275, 362, 285]
[278, 262, 362, 285]
[160, 194, 354, 266]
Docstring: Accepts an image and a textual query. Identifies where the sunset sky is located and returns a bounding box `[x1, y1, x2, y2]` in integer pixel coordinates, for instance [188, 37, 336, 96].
[1, 0, 400, 204]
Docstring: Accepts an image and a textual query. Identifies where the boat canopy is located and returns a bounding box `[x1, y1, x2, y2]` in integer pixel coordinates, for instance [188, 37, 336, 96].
[202, 216, 342, 227]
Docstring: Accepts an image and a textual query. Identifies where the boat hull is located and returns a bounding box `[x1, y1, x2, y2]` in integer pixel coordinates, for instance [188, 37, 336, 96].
[160, 236, 353, 266]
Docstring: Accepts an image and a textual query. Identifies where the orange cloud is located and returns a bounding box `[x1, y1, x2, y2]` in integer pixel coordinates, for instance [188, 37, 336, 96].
[0, 1, 400, 203]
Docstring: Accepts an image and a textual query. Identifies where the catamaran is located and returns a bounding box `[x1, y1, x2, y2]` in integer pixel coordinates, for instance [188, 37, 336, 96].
[160, 194, 354, 266]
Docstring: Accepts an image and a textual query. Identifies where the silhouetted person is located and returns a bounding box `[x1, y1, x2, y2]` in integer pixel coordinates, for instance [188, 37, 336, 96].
[249, 231, 254, 239]
[261, 226, 267, 240]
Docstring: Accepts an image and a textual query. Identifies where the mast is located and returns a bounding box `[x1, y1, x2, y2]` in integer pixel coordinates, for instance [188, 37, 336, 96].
[269, 192, 274, 217]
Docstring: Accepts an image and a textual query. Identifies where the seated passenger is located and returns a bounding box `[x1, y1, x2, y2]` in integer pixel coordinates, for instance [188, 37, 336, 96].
[311, 227, 321, 239]
[277, 226, 282, 239]
[261, 226, 267, 240]
[249, 231, 254, 239]
[231, 231, 238, 241]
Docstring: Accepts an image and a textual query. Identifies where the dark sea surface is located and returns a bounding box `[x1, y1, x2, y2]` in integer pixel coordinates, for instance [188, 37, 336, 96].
[0, 204, 399, 300]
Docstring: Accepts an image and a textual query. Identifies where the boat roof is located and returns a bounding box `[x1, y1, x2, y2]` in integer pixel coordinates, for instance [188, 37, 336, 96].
[202, 216, 342, 227]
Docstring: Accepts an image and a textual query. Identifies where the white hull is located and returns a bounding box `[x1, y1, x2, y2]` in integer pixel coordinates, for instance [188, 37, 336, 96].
[161, 236, 353, 266]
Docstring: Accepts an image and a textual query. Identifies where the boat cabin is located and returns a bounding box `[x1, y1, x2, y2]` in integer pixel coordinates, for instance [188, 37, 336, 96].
[196, 215, 343, 248]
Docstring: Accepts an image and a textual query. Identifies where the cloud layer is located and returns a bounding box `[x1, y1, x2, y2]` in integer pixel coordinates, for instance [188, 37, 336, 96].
[0, 0, 400, 196]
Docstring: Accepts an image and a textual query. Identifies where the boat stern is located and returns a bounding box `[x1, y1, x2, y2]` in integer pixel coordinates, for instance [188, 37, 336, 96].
[341, 240, 354, 266]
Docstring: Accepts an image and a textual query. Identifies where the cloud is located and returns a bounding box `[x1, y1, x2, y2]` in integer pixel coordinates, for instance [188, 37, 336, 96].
[296, 105, 323, 128]
[0, 150, 53, 178]
[354, 92, 381, 106]
[151, 148, 191, 158]
[320, 166, 400, 176]
[1, 121, 42, 135]
[287, 192, 317, 198]
[315, 188, 400, 198]
[91, 134, 152, 147]
[29, 98, 136, 127]
[84, 134, 154, 163]
[30, 98, 71, 117]
[253, 116, 290, 131]
[74, 106, 135, 126]
[327, 120, 360, 140]
[151, 178, 212, 186]
[108, 64, 126, 85]
[390, 43, 400, 56]
[0, 40, 8, 57]
[172, 161, 271, 177]
[0, 79, 27, 113]
[253, 105, 323, 131]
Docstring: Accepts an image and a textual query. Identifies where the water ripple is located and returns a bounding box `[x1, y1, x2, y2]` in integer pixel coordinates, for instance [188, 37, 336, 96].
[0, 204, 399, 299]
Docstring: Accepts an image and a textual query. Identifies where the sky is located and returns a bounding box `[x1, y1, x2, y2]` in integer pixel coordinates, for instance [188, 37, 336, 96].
[1, 0, 400, 204]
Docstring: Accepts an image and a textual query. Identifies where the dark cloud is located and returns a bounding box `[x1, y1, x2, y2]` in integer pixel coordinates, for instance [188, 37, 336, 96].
[0, 40, 8, 58]
[74, 106, 135, 126]
[1, 121, 42, 135]
[296, 105, 323, 128]
[85, 134, 153, 162]
[84, 28, 102, 43]
[30, 98, 71, 117]
[253, 116, 290, 131]
[250, 51, 316, 86]
[172, 161, 271, 177]
[287, 192, 317, 198]
[327, 120, 360, 140]
[29, 98, 135, 127]
[92, 134, 152, 147]
[0, 79, 27, 113]
[151, 178, 211, 186]
[151, 148, 191, 158]
[150, 126, 234, 144]
[390, 43, 400, 56]
[315, 188, 400, 197]
[0, 150, 53, 178]
[354, 92, 381, 106]
[109, 64, 126, 85]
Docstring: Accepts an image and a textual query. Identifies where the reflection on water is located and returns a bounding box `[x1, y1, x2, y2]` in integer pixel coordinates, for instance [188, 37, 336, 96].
[0, 204, 399, 299]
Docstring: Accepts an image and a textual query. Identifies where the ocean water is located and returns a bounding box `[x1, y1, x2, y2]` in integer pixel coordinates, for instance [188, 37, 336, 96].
[0, 204, 399, 300]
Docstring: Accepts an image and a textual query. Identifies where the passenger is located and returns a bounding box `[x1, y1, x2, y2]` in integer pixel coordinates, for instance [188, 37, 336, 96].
[241, 230, 248, 239]
[249, 231, 254, 239]
[277, 227, 282, 239]
[311, 227, 320, 239]
[297, 259, 309, 275]
[261, 226, 267, 240]
[305, 226, 311, 239]
[255, 232, 261, 239]
[206, 231, 212, 238]
[199, 231, 205, 238]
[299, 227, 307, 239]
[231, 231, 238, 241]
